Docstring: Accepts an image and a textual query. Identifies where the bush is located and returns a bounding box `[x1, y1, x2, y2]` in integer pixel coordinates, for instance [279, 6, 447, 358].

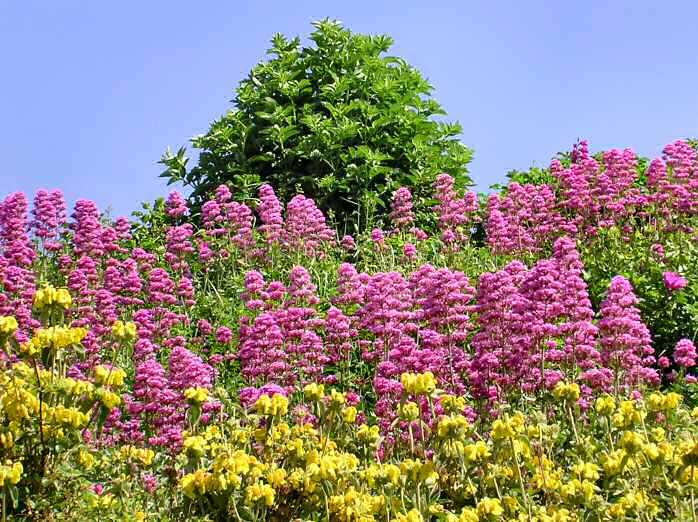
[160, 19, 472, 233]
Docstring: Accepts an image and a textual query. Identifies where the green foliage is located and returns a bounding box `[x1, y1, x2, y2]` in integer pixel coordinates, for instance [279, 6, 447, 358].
[160, 19, 472, 233]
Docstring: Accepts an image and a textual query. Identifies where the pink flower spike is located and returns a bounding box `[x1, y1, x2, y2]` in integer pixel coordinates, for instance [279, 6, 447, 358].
[663, 271, 687, 291]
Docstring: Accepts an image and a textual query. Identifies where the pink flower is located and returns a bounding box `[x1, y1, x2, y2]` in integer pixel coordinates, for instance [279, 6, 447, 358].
[340, 234, 356, 251]
[216, 326, 233, 344]
[403, 243, 417, 259]
[663, 271, 687, 291]
[389, 187, 415, 228]
[674, 339, 697, 368]
[165, 191, 188, 218]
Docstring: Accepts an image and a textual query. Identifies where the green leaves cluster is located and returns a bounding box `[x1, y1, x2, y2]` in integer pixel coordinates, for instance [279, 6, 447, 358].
[160, 19, 472, 233]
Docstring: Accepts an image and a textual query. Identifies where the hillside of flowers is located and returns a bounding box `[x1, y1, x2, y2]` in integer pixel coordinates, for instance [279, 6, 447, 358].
[0, 139, 697, 521]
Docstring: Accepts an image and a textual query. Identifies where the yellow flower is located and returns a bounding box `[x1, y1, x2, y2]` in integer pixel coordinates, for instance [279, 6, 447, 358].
[643, 443, 660, 461]
[254, 393, 288, 417]
[180, 469, 211, 498]
[398, 401, 420, 421]
[0, 316, 18, 336]
[594, 395, 615, 416]
[34, 285, 72, 310]
[437, 414, 470, 441]
[612, 400, 645, 428]
[120, 446, 155, 466]
[78, 449, 95, 469]
[304, 383, 325, 401]
[477, 497, 503, 518]
[0, 431, 14, 450]
[650, 427, 665, 442]
[96, 389, 121, 409]
[454, 507, 479, 522]
[0, 461, 23, 487]
[440, 395, 467, 414]
[571, 461, 600, 481]
[462, 440, 491, 462]
[553, 381, 580, 402]
[94, 365, 126, 387]
[602, 449, 627, 476]
[357, 424, 380, 443]
[183, 436, 208, 457]
[342, 406, 357, 423]
[401, 371, 437, 395]
[111, 320, 137, 341]
[184, 386, 209, 404]
[681, 441, 698, 468]
[620, 431, 644, 454]
[52, 405, 89, 428]
[266, 467, 287, 488]
[395, 509, 423, 522]
[647, 392, 665, 411]
[491, 418, 514, 440]
[663, 392, 682, 410]
[245, 482, 275, 507]
[55, 288, 72, 308]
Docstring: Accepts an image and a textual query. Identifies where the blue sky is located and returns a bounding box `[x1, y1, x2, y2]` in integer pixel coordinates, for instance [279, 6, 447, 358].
[2, 1, 697, 218]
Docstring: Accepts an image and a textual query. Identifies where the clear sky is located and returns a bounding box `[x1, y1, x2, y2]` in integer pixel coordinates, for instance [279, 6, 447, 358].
[2, 1, 698, 218]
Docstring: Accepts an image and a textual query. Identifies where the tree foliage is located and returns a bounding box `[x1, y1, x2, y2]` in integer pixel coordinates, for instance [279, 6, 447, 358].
[160, 19, 472, 232]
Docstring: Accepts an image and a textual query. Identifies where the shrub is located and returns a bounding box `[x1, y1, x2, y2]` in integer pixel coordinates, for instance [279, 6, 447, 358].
[159, 19, 473, 233]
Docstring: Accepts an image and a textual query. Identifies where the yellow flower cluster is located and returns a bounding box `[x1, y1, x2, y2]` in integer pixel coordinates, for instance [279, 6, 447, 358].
[94, 365, 127, 387]
[0, 461, 22, 487]
[174, 373, 698, 521]
[111, 320, 137, 341]
[184, 386, 209, 404]
[23, 325, 87, 355]
[552, 381, 580, 402]
[304, 382, 325, 401]
[401, 371, 437, 395]
[253, 393, 289, 416]
[33, 285, 72, 310]
[0, 316, 18, 336]
[119, 445, 155, 466]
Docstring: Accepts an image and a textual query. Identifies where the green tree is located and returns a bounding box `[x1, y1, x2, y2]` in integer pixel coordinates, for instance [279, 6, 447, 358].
[160, 19, 472, 233]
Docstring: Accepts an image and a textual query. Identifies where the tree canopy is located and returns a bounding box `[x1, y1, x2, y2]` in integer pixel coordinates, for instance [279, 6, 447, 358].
[160, 19, 473, 232]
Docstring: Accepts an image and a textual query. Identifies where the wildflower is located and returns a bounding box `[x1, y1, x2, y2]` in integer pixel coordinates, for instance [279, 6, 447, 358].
[96, 389, 121, 409]
[33, 285, 72, 310]
[254, 393, 288, 417]
[111, 320, 137, 341]
[342, 406, 357, 423]
[663, 271, 688, 291]
[571, 461, 600, 480]
[595, 395, 615, 416]
[0, 316, 18, 336]
[0, 461, 22, 487]
[398, 402, 421, 421]
[463, 441, 491, 462]
[553, 381, 580, 402]
[491, 412, 524, 440]
[304, 383, 325, 401]
[94, 365, 126, 387]
[245, 482, 275, 507]
[184, 387, 210, 404]
[620, 431, 644, 454]
[401, 371, 437, 395]
[437, 415, 470, 440]
[477, 497, 504, 518]
[674, 339, 697, 368]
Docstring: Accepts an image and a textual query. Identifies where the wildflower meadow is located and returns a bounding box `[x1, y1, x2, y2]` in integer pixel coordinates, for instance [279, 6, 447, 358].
[0, 136, 697, 521]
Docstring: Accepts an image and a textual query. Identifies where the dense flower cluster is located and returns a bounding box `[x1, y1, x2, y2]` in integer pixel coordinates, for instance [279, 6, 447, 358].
[0, 138, 696, 520]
